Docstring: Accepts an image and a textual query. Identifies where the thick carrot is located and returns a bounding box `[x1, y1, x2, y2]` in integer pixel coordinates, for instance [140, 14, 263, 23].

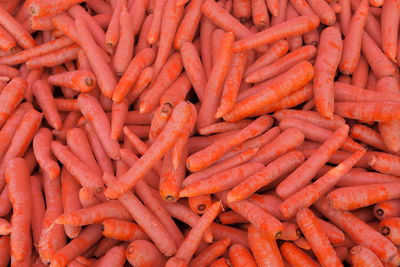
[160, 72, 192, 108]
[279, 149, 365, 218]
[113, 47, 155, 102]
[224, 61, 314, 122]
[140, 53, 183, 113]
[246, 45, 316, 83]
[47, 70, 96, 93]
[314, 197, 400, 265]
[276, 124, 349, 199]
[350, 245, 384, 267]
[74, 18, 116, 98]
[374, 199, 400, 220]
[33, 128, 60, 179]
[327, 183, 400, 210]
[101, 219, 147, 241]
[188, 194, 212, 214]
[113, 4, 135, 75]
[175, 201, 221, 263]
[5, 158, 31, 261]
[280, 242, 319, 267]
[229, 244, 257, 267]
[50, 224, 102, 267]
[104, 0, 125, 49]
[248, 224, 284, 267]
[160, 149, 187, 202]
[296, 208, 342, 267]
[335, 101, 400, 122]
[126, 240, 166, 266]
[232, 15, 319, 52]
[334, 82, 400, 102]
[32, 80, 62, 130]
[78, 93, 120, 160]
[105, 101, 192, 199]
[339, 0, 368, 75]
[271, 0, 288, 25]
[188, 115, 273, 171]
[228, 150, 304, 202]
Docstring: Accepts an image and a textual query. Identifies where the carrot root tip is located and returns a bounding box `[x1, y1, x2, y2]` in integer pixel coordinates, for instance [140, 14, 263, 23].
[375, 208, 384, 217]
[380, 225, 391, 236]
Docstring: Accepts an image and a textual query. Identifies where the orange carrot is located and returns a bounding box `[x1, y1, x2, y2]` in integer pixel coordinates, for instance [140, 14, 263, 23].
[199, 120, 252, 136]
[0, 77, 26, 128]
[47, 70, 96, 93]
[339, 0, 368, 75]
[252, 0, 269, 28]
[351, 124, 388, 151]
[188, 194, 212, 214]
[276, 124, 349, 199]
[232, 15, 319, 52]
[104, 0, 125, 49]
[219, 210, 247, 224]
[246, 45, 316, 83]
[188, 115, 273, 171]
[160, 72, 192, 108]
[335, 101, 400, 122]
[379, 218, 400, 245]
[110, 100, 128, 141]
[33, 128, 60, 179]
[381, 0, 399, 62]
[30, 175, 45, 245]
[228, 150, 304, 203]
[126, 240, 166, 266]
[334, 82, 400, 102]
[147, 0, 168, 44]
[280, 242, 319, 267]
[32, 80, 62, 130]
[0, 25, 16, 52]
[0, 236, 10, 267]
[223, 61, 314, 122]
[94, 245, 126, 267]
[101, 218, 147, 241]
[374, 199, 400, 220]
[5, 158, 31, 261]
[350, 245, 384, 267]
[229, 243, 257, 267]
[190, 238, 231, 267]
[351, 54, 368, 88]
[248, 224, 284, 267]
[29, 0, 84, 18]
[50, 224, 103, 267]
[26, 44, 80, 69]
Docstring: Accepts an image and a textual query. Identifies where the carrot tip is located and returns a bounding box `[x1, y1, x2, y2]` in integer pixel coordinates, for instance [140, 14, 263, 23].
[165, 195, 176, 202]
[197, 204, 206, 212]
[350, 246, 362, 254]
[375, 208, 384, 217]
[85, 77, 94, 87]
[275, 231, 282, 239]
[380, 226, 390, 236]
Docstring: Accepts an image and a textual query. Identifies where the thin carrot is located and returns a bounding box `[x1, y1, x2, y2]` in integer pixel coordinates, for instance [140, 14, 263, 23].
[190, 238, 231, 267]
[276, 124, 350, 199]
[30, 175, 45, 246]
[381, 0, 399, 62]
[26, 44, 80, 69]
[248, 224, 284, 267]
[0, 25, 16, 52]
[351, 55, 368, 88]
[104, 0, 125, 49]
[5, 158, 31, 261]
[129, 0, 148, 35]
[32, 80, 62, 130]
[33, 128, 60, 179]
[147, 0, 168, 44]
[314, 197, 400, 265]
[280, 242, 319, 267]
[351, 124, 388, 151]
[0, 77, 26, 128]
[199, 120, 252, 136]
[224, 61, 314, 122]
[187, 115, 273, 171]
[232, 15, 319, 52]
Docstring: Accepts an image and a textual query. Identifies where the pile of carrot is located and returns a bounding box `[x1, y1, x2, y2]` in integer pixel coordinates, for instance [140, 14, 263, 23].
[1, 0, 400, 266]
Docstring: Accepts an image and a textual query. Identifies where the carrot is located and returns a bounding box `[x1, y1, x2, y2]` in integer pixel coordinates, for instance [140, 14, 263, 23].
[51, 141, 105, 193]
[327, 183, 400, 210]
[148, 103, 174, 145]
[0, 77, 26, 128]
[279, 149, 365, 218]
[0, 236, 10, 267]
[248, 224, 284, 267]
[218, 191, 283, 238]
[0, 25, 16, 52]
[86, 0, 112, 14]
[0, 186, 11, 218]
[26, 44, 80, 69]
[246, 45, 316, 83]
[30, 175, 45, 246]
[296, 208, 343, 266]
[183, 147, 260, 187]
[246, 40, 289, 75]
[199, 120, 252, 136]
[0, 5, 35, 49]
[126, 240, 166, 267]
[188, 194, 212, 214]
[160, 72, 192, 108]
[350, 245, 384, 267]
[228, 150, 304, 202]
[147, 0, 168, 44]
[29, 0, 84, 18]
[374, 199, 400, 220]
[279, 221, 301, 241]
[224, 61, 314, 122]
[362, 32, 399, 80]
[47, 70, 96, 93]
[153, 0, 184, 75]
[175, 201, 221, 263]
[33, 128, 60, 179]
[50, 224, 103, 267]
[351, 124, 388, 151]
[271, 0, 288, 25]
[140, 53, 183, 113]
[174, 0, 204, 50]
[109, 100, 128, 141]
[113, 4, 135, 75]
[189, 238, 231, 267]
[94, 238, 122, 258]
[219, 210, 248, 224]
[95, 246, 126, 267]
[129, 0, 148, 35]
[78, 187, 100, 208]
[181, 163, 263, 197]
[252, 0, 269, 28]
[104, 0, 125, 49]
[74, 18, 116, 98]
[280, 242, 319, 267]
[60, 168, 82, 239]
[5, 158, 31, 261]
[38, 172, 66, 264]
[351, 55, 368, 88]
[381, 0, 399, 62]
[379, 218, 400, 245]
[56, 201, 131, 226]
[315, 197, 400, 264]
[165, 257, 188, 267]
[339, 0, 368, 75]
[318, 219, 346, 245]
[233, 15, 319, 52]
[32, 80, 62, 130]
[229, 244, 257, 267]
[201, 0, 253, 39]
[276, 124, 350, 199]
[334, 82, 400, 102]
[78, 93, 120, 160]
[335, 101, 400, 122]
[209, 258, 231, 267]
[188, 115, 273, 171]
[101, 219, 147, 241]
